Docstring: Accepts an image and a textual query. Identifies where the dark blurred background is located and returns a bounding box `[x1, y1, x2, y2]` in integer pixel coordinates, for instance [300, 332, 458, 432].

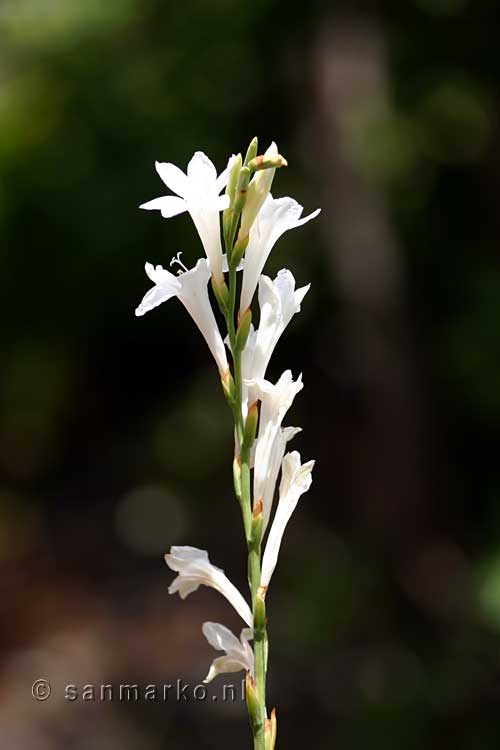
[1, 0, 500, 747]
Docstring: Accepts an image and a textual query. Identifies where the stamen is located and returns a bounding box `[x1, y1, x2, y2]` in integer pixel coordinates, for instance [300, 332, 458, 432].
[170, 251, 188, 274]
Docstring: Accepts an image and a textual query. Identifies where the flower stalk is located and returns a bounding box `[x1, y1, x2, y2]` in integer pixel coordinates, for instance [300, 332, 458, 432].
[136, 138, 319, 750]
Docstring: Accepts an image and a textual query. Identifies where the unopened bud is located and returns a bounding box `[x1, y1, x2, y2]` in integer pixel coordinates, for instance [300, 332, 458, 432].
[211, 275, 229, 314]
[265, 708, 277, 750]
[221, 369, 235, 403]
[253, 589, 266, 635]
[226, 153, 242, 206]
[250, 498, 263, 547]
[235, 308, 252, 353]
[244, 137, 258, 166]
[247, 153, 288, 172]
[243, 400, 259, 451]
[240, 143, 281, 238]
[223, 153, 243, 248]
[231, 233, 249, 269]
[245, 672, 261, 731]
[233, 166, 251, 215]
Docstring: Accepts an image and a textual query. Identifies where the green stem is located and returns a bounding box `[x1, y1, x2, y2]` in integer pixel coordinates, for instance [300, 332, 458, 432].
[224, 187, 268, 750]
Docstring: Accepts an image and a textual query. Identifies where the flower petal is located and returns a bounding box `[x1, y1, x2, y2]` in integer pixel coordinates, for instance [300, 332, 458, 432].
[165, 545, 209, 570]
[202, 622, 254, 683]
[140, 195, 187, 218]
[187, 151, 217, 190]
[175, 258, 229, 375]
[260, 452, 315, 589]
[135, 263, 181, 317]
[203, 655, 249, 684]
[155, 161, 189, 197]
[202, 622, 243, 653]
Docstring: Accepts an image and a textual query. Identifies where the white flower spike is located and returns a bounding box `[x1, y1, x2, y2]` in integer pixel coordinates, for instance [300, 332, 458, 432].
[260, 451, 315, 590]
[239, 194, 320, 314]
[165, 546, 253, 627]
[202, 622, 254, 684]
[245, 371, 304, 532]
[135, 257, 229, 376]
[140, 152, 235, 284]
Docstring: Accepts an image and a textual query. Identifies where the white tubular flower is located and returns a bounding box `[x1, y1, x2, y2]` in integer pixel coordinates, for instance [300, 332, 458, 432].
[244, 269, 310, 387]
[135, 257, 229, 376]
[246, 371, 304, 531]
[202, 622, 254, 684]
[239, 195, 320, 314]
[260, 425, 302, 533]
[165, 546, 253, 627]
[140, 152, 235, 284]
[260, 451, 315, 590]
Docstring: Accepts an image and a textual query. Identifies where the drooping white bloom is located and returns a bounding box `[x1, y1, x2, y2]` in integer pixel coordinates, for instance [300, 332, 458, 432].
[245, 371, 304, 532]
[202, 622, 254, 684]
[140, 152, 235, 284]
[242, 269, 310, 389]
[165, 546, 253, 627]
[135, 257, 229, 376]
[239, 195, 320, 314]
[260, 451, 315, 589]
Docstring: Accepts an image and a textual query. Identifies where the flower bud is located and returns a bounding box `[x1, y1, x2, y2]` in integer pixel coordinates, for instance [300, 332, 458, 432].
[243, 400, 259, 451]
[253, 587, 266, 635]
[235, 308, 252, 353]
[211, 275, 229, 314]
[245, 672, 261, 731]
[247, 153, 288, 172]
[250, 498, 263, 548]
[223, 153, 243, 248]
[240, 142, 286, 239]
[265, 708, 277, 750]
[244, 136, 258, 166]
[221, 369, 235, 403]
[233, 166, 251, 215]
[230, 233, 249, 270]
[226, 153, 242, 206]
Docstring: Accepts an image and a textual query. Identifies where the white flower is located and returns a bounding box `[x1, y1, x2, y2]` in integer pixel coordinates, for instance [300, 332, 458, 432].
[239, 195, 320, 314]
[258, 425, 302, 533]
[202, 622, 254, 684]
[245, 371, 304, 532]
[242, 269, 310, 388]
[135, 257, 229, 376]
[140, 152, 235, 284]
[260, 451, 315, 589]
[165, 546, 253, 627]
